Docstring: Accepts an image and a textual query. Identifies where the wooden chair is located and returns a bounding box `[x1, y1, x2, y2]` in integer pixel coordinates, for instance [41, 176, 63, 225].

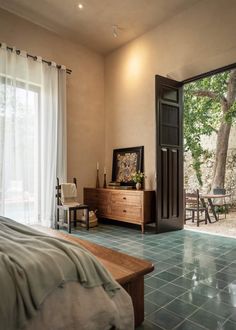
[185, 189, 208, 227]
[56, 177, 89, 233]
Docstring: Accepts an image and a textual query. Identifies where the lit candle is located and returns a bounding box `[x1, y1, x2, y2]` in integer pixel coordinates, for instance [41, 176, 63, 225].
[97, 162, 99, 170]
[104, 167, 106, 174]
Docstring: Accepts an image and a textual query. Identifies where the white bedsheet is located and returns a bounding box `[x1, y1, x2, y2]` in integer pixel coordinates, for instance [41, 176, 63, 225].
[24, 281, 134, 330]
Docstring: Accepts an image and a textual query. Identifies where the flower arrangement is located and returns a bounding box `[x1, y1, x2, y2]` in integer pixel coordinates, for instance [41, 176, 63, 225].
[131, 171, 145, 183]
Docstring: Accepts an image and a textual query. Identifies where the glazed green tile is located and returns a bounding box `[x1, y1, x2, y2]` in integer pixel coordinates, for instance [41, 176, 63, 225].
[202, 299, 236, 319]
[145, 290, 174, 307]
[148, 247, 166, 254]
[152, 261, 173, 274]
[223, 265, 236, 275]
[155, 271, 180, 282]
[223, 252, 236, 262]
[144, 285, 156, 295]
[165, 298, 197, 318]
[144, 300, 160, 316]
[144, 241, 160, 247]
[214, 258, 232, 266]
[150, 253, 173, 262]
[172, 276, 194, 289]
[200, 278, 229, 290]
[145, 276, 167, 289]
[191, 283, 219, 298]
[166, 266, 190, 277]
[179, 291, 209, 307]
[229, 309, 236, 322]
[136, 320, 163, 330]
[215, 272, 236, 283]
[174, 319, 205, 330]
[159, 283, 187, 298]
[216, 291, 236, 307]
[189, 309, 225, 330]
[147, 308, 184, 329]
[181, 262, 196, 272]
[223, 320, 236, 330]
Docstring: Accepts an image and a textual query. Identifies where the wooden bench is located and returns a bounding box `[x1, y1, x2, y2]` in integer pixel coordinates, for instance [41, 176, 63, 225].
[37, 227, 154, 327]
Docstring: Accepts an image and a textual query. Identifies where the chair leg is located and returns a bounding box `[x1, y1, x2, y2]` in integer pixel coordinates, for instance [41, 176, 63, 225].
[68, 209, 71, 234]
[205, 211, 207, 224]
[197, 211, 199, 227]
[192, 211, 195, 222]
[86, 208, 89, 230]
[56, 208, 60, 230]
[74, 209, 77, 228]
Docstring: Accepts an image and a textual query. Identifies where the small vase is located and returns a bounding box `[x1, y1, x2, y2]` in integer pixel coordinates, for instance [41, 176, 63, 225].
[136, 182, 141, 190]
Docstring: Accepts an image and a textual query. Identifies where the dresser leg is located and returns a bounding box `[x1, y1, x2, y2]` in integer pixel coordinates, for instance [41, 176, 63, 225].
[141, 224, 144, 233]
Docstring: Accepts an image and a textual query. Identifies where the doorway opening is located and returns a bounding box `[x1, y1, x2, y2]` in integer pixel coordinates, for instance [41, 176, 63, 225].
[183, 68, 236, 237]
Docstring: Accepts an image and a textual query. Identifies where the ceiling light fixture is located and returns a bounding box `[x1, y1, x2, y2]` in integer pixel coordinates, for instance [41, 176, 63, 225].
[78, 3, 84, 9]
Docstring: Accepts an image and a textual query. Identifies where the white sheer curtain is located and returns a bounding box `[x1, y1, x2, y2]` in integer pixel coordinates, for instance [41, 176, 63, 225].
[0, 43, 67, 227]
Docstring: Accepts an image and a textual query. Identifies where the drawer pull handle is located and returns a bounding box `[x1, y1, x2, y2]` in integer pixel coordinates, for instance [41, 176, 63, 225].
[123, 210, 127, 213]
[123, 197, 126, 200]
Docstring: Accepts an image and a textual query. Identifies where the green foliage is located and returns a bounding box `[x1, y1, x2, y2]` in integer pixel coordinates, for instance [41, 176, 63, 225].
[131, 171, 145, 183]
[184, 71, 235, 185]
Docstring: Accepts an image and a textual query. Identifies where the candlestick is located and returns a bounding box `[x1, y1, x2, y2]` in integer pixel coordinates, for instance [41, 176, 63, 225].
[96, 169, 100, 188]
[103, 173, 107, 188]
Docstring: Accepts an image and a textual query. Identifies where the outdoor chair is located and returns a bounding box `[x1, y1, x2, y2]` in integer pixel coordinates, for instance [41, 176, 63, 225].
[185, 189, 208, 226]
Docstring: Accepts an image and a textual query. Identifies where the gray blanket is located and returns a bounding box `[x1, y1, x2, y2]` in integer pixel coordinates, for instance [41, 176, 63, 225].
[0, 217, 120, 330]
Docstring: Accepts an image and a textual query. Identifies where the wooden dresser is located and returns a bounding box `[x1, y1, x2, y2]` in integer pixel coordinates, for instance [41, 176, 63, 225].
[84, 188, 155, 233]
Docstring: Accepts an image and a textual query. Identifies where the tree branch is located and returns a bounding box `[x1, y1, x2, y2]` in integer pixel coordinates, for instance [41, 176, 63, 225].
[208, 125, 218, 134]
[193, 90, 228, 110]
[193, 90, 218, 99]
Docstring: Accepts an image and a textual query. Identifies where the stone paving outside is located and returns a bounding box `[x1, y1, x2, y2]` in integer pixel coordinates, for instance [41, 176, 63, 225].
[185, 211, 236, 238]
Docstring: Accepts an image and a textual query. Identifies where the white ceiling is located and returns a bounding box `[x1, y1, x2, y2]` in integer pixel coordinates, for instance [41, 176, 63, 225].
[0, 0, 200, 54]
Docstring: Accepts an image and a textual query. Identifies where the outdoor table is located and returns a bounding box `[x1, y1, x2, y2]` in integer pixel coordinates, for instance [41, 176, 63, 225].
[200, 193, 231, 222]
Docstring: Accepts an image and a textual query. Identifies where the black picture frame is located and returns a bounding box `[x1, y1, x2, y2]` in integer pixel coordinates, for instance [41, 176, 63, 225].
[112, 146, 144, 186]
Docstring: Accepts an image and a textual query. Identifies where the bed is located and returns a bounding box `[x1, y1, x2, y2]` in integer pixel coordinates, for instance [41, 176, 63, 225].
[0, 217, 134, 330]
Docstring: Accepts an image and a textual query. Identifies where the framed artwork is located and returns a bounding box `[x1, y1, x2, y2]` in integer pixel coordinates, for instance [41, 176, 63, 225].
[112, 146, 144, 186]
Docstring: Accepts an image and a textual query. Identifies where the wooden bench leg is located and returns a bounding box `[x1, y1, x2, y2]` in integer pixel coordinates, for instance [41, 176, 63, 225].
[86, 208, 89, 230]
[122, 276, 144, 327]
[68, 209, 71, 234]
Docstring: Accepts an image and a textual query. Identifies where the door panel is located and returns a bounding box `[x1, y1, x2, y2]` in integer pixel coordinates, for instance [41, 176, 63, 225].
[156, 75, 183, 232]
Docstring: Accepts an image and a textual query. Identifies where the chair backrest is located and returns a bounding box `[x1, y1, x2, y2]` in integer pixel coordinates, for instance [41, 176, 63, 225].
[213, 188, 226, 195]
[56, 177, 77, 206]
[185, 189, 200, 209]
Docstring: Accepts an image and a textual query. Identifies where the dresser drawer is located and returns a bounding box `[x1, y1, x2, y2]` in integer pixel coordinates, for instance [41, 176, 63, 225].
[111, 192, 142, 206]
[110, 204, 142, 221]
[84, 189, 109, 204]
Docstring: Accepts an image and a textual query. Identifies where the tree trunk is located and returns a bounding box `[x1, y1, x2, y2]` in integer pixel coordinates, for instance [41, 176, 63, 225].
[211, 121, 231, 190]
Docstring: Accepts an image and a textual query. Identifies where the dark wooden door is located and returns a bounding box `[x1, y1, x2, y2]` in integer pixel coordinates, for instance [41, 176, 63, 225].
[155, 75, 183, 232]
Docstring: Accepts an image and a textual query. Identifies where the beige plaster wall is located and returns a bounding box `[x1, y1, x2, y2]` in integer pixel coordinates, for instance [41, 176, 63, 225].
[104, 0, 236, 189]
[0, 8, 105, 200]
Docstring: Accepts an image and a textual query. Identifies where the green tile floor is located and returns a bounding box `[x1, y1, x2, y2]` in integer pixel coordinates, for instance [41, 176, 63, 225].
[70, 223, 236, 330]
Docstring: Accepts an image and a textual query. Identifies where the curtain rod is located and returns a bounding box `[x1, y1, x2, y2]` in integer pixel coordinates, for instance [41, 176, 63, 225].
[1, 43, 72, 74]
